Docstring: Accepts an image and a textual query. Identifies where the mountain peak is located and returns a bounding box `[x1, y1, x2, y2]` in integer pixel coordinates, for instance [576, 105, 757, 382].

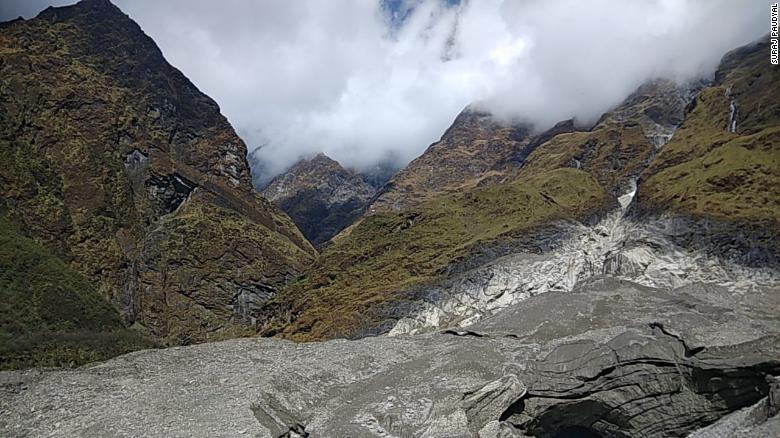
[368, 106, 535, 212]
[293, 152, 342, 172]
[37, 0, 126, 24]
[312, 151, 333, 160]
[261, 154, 376, 246]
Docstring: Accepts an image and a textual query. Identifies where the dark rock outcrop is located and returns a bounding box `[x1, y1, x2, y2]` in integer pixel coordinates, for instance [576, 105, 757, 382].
[261, 153, 375, 246]
[506, 330, 777, 437]
[689, 377, 780, 437]
[358, 158, 399, 190]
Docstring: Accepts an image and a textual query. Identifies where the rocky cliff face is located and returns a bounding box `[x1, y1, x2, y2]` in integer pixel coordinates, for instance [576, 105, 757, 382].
[0, 0, 315, 348]
[261, 153, 376, 246]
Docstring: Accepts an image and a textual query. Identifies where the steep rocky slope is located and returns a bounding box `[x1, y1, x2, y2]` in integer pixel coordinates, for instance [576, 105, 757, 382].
[0, 0, 315, 349]
[3, 278, 778, 437]
[261, 153, 376, 246]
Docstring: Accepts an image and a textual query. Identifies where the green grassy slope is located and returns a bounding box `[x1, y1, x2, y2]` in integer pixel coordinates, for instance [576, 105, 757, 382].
[637, 38, 780, 228]
[0, 217, 156, 370]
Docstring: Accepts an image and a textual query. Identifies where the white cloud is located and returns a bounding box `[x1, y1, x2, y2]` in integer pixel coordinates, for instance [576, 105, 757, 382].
[2, 0, 770, 180]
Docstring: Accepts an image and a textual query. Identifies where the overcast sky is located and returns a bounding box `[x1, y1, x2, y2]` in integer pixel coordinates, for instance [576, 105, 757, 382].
[1, 0, 770, 180]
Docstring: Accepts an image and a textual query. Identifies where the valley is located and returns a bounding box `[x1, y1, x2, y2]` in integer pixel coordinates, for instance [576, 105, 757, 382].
[0, 1, 778, 437]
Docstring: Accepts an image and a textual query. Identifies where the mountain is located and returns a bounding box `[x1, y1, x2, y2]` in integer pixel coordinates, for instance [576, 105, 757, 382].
[517, 78, 693, 195]
[261, 159, 612, 339]
[0, 0, 315, 357]
[259, 37, 779, 342]
[636, 38, 780, 231]
[368, 108, 538, 213]
[261, 153, 376, 246]
[366, 77, 697, 217]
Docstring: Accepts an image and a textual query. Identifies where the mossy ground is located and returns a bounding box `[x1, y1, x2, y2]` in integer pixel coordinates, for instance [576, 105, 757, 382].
[0, 217, 156, 370]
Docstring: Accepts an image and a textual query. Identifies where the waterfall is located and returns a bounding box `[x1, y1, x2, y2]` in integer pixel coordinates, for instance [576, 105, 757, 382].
[725, 86, 737, 133]
[728, 100, 738, 133]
